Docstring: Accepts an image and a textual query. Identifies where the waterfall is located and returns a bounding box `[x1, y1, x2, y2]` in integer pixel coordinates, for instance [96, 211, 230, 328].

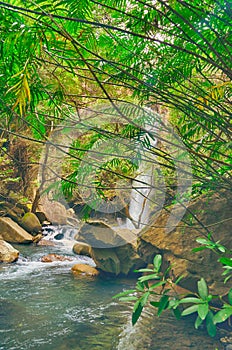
[126, 123, 159, 230]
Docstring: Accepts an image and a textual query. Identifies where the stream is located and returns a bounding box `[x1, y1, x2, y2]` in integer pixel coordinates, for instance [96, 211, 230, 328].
[0, 226, 225, 350]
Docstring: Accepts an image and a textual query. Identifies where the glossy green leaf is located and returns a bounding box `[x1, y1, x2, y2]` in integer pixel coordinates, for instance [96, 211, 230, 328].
[113, 289, 136, 299]
[179, 297, 202, 304]
[195, 315, 203, 329]
[158, 294, 169, 316]
[138, 274, 160, 283]
[181, 305, 199, 316]
[228, 288, 232, 305]
[198, 303, 209, 320]
[132, 299, 143, 326]
[213, 307, 232, 324]
[149, 280, 166, 291]
[197, 278, 208, 300]
[206, 311, 217, 337]
[150, 301, 159, 308]
[153, 255, 162, 272]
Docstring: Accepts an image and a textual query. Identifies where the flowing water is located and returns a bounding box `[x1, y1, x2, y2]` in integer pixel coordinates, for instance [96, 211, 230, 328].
[0, 227, 225, 350]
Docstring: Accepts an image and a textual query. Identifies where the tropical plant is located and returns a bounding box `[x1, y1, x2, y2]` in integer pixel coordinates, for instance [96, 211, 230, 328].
[114, 248, 232, 337]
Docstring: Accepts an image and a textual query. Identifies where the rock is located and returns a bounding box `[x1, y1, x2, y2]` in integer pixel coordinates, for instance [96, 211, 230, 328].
[73, 242, 92, 257]
[20, 212, 42, 235]
[0, 217, 34, 243]
[91, 241, 149, 275]
[38, 196, 68, 225]
[32, 234, 43, 243]
[75, 220, 148, 275]
[75, 220, 130, 248]
[139, 190, 232, 295]
[41, 254, 73, 262]
[54, 233, 64, 240]
[35, 211, 48, 224]
[0, 240, 19, 263]
[37, 239, 56, 246]
[71, 263, 99, 276]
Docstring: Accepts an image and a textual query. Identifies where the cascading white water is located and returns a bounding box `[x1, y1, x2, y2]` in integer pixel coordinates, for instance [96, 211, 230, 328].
[126, 123, 159, 230]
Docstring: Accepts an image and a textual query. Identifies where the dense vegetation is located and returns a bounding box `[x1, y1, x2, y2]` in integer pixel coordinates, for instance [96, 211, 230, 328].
[0, 0, 231, 338]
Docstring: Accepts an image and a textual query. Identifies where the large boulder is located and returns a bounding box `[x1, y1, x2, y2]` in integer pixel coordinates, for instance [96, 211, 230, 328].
[0, 240, 19, 263]
[75, 220, 137, 248]
[75, 221, 150, 275]
[38, 196, 78, 225]
[91, 241, 149, 275]
[0, 217, 34, 243]
[20, 212, 42, 235]
[139, 190, 232, 294]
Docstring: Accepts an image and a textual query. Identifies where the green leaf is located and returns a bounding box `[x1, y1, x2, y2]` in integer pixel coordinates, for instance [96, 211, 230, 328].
[172, 307, 182, 320]
[196, 238, 209, 245]
[197, 278, 208, 300]
[228, 288, 232, 305]
[153, 254, 162, 272]
[206, 311, 217, 337]
[140, 291, 150, 307]
[138, 273, 160, 283]
[150, 301, 159, 308]
[181, 304, 199, 316]
[113, 289, 136, 299]
[134, 268, 155, 273]
[158, 294, 169, 316]
[179, 297, 202, 304]
[119, 296, 138, 302]
[219, 257, 232, 266]
[192, 247, 207, 252]
[195, 315, 203, 329]
[136, 281, 146, 292]
[213, 307, 232, 324]
[149, 280, 166, 291]
[174, 275, 184, 285]
[198, 303, 209, 320]
[132, 299, 143, 326]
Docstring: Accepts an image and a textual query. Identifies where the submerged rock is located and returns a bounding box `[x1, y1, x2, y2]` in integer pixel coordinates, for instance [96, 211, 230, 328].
[41, 254, 73, 262]
[20, 212, 42, 235]
[71, 263, 99, 276]
[0, 240, 19, 263]
[0, 217, 34, 243]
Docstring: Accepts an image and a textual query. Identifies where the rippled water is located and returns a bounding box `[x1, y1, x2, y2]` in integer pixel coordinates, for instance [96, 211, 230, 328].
[0, 229, 226, 350]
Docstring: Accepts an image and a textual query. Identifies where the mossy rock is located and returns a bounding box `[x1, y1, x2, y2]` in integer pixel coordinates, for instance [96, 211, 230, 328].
[20, 212, 42, 235]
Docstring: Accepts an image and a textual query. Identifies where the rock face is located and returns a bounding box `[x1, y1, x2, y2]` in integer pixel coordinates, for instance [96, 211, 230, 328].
[73, 242, 92, 257]
[0, 240, 19, 263]
[20, 212, 42, 235]
[139, 190, 232, 294]
[71, 263, 99, 276]
[0, 217, 34, 243]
